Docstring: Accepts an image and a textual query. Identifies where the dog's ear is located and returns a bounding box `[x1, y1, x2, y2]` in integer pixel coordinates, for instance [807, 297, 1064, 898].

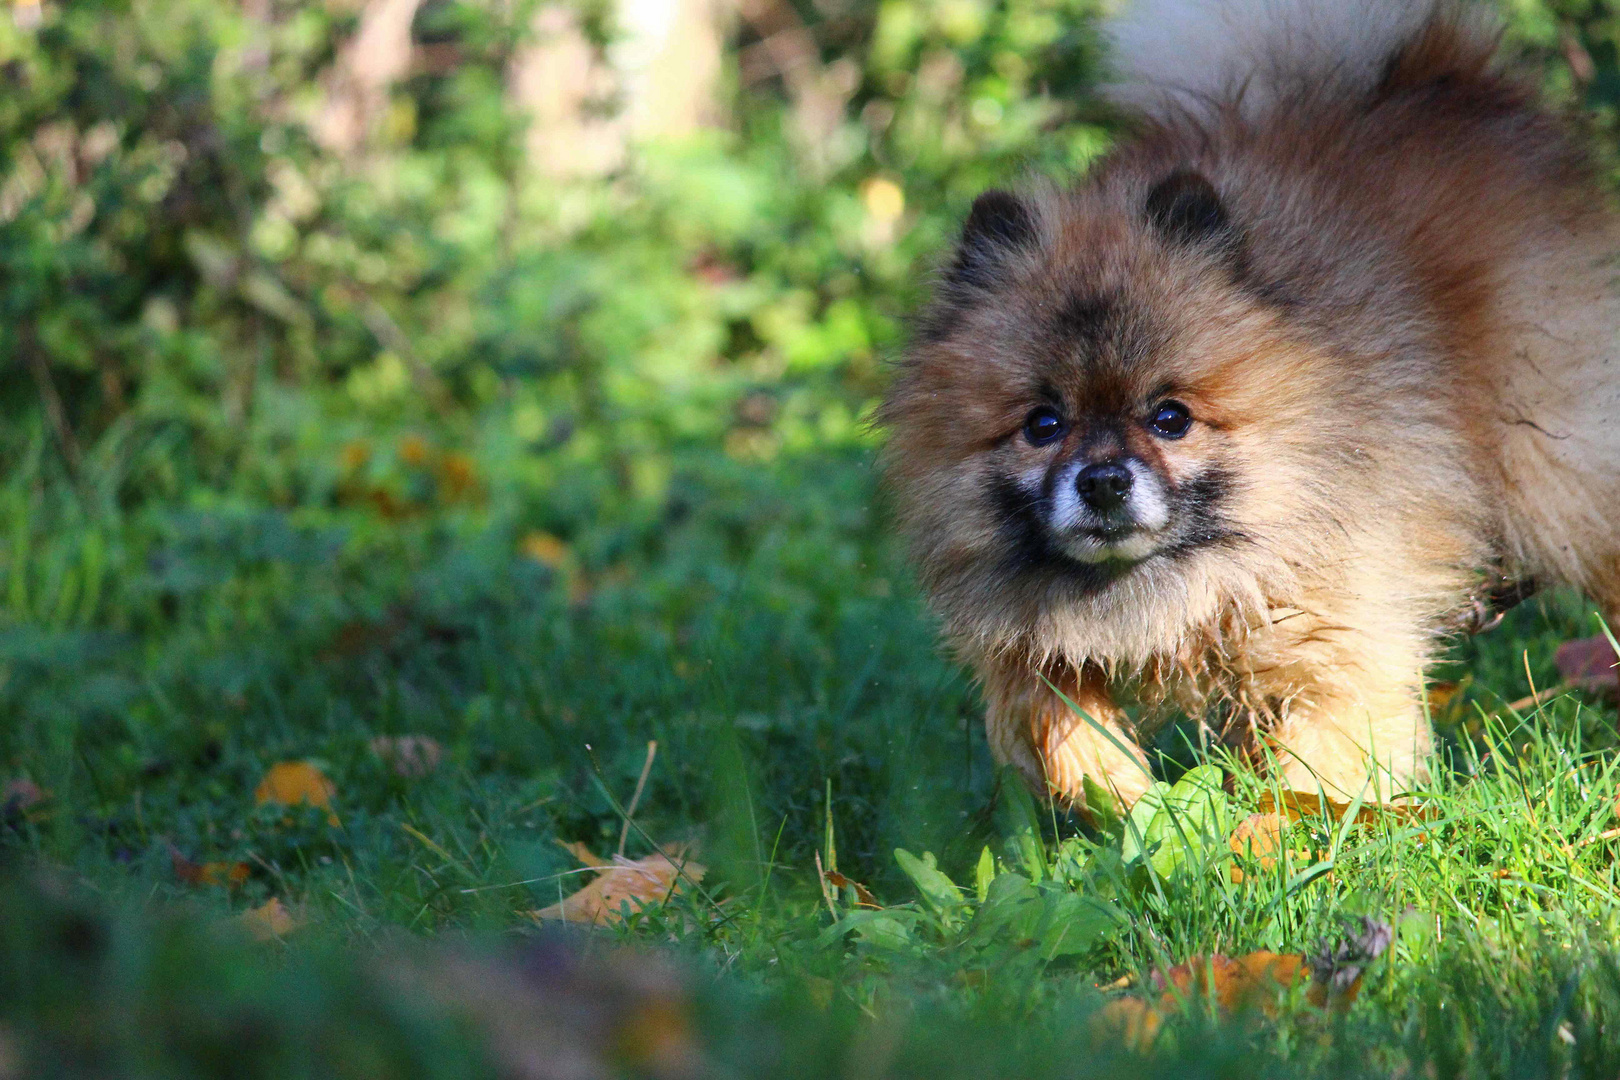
[947, 190, 1038, 288]
[1145, 170, 1233, 248]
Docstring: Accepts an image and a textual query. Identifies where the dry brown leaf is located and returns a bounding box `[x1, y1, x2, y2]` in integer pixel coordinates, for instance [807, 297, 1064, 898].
[1427, 680, 1462, 715]
[1153, 952, 1310, 1015]
[1, 778, 48, 824]
[369, 735, 444, 779]
[436, 452, 480, 502]
[535, 847, 704, 926]
[1091, 996, 1163, 1054]
[1556, 635, 1619, 696]
[1094, 952, 1323, 1051]
[243, 897, 299, 940]
[338, 440, 371, 471]
[1258, 788, 1437, 826]
[170, 845, 251, 889]
[1099, 921, 1388, 1044]
[557, 839, 610, 867]
[825, 870, 879, 908]
[255, 761, 340, 826]
[1227, 812, 1318, 883]
[1306, 916, 1391, 1008]
[2, 778, 46, 811]
[520, 531, 570, 569]
[398, 433, 432, 467]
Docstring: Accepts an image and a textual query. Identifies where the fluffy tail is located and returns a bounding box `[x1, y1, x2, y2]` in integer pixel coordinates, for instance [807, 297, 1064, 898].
[1102, 0, 1501, 119]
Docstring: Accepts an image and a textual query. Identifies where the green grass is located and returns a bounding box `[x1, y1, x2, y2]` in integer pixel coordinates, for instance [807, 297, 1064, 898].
[5, 433, 1620, 1078]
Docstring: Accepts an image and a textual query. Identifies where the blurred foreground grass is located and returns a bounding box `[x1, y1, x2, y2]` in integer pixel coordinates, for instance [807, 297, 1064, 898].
[7, 0, 1620, 1076]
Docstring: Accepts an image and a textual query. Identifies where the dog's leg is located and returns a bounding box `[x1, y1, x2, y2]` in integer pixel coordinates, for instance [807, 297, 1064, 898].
[1268, 681, 1433, 801]
[979, 656, 1154, 811]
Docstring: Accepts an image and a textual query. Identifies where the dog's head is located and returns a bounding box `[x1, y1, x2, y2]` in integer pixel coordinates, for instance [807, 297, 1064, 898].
[881, 168, 1357, 662]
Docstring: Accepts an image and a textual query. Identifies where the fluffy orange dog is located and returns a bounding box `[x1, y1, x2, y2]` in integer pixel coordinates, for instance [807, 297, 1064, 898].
[881, 0, 1620, 809]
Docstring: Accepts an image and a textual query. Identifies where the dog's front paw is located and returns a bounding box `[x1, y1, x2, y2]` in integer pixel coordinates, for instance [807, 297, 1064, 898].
[1038, 710, 1155, 812]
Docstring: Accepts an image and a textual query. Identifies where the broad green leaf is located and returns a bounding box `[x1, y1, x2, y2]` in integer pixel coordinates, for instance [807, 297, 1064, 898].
[968, 873, 1043, 946]
[1120, 781, 1171, 867]
[1052, 836, 1091, 885]
[974, 846, 995, 903]
[851, 914, 915, 951]
[1033, 886, 1123, 959]
[813, 909, 921, 951]
[895, 848, 964, 928]
[1142, 764, 1235, 878]
[1082, 774, 1124, 832]
[999, 768, 1048, 881]
[1118, 767, 1235, 881]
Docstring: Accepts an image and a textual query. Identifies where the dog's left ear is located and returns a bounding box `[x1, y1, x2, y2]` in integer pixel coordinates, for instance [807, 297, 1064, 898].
[1145, 170, 1233, 248]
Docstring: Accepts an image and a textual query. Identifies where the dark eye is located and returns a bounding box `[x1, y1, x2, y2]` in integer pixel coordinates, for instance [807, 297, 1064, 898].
[1148, 400, 1192, 439]
[1023, 406, 1065, 446]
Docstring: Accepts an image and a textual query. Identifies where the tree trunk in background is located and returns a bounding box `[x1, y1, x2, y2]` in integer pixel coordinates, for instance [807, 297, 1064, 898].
[314, 0, 425, 156]
[508, 4, 626, 179]
[510, 0, 731, 181]
[613, 0, 729, 141]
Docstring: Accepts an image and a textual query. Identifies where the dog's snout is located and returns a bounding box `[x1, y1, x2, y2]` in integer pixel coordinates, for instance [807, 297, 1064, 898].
[1077, 461, 1133, 512]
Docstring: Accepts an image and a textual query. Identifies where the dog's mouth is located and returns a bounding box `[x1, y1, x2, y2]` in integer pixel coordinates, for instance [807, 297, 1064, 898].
[1057, 525, 1166, 566]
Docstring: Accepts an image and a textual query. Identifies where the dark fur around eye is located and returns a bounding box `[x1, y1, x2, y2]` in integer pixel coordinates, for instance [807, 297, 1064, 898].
[1148, 401, 1192, 439]
[1024, 406, 1065, 446]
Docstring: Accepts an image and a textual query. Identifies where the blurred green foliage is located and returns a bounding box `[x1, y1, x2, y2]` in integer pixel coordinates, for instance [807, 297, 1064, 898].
[0, 0, 1111, 518]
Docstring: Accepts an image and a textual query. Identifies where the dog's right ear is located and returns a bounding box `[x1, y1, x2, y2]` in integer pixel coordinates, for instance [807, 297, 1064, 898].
[1144, 171, 1233, 249]
[947, 190, 1038, 289]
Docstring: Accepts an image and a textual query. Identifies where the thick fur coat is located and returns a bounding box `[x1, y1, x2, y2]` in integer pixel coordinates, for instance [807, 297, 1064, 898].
[880, 0, 1620, 807]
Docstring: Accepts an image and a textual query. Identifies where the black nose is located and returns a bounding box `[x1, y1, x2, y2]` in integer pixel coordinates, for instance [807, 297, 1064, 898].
[1077, 461, 1133, 512]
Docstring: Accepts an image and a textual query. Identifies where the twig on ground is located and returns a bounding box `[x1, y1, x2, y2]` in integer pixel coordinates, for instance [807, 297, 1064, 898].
[618, 740, 657, 857]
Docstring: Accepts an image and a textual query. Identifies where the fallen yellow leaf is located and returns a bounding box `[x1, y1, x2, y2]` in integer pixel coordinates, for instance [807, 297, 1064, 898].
[1229, 812, 1284, 860]
[338, 440, 371, 471]
[171, 847, 251, 889]
[520, 531, 570, 569]
[557, 839, 610, 868]
[255, 760, 340, 826]
[243, 898, 299, 940]
[1091, 996, 1163, 1053]
[1094, 950, 1310, 1049]
[398, 434, 432, 467]
[1099, 921, 1389, 1041]
[534, 846, 704, 926]
[436, 452, 480, 502]
[1154, 952, 1309, 1015]
[1258, 788, 1436, 825]
[1227, 812, 1317, 883]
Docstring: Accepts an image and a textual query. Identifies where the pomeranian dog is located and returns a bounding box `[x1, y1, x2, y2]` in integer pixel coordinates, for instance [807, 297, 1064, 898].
[880, 0, 1620, 809]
